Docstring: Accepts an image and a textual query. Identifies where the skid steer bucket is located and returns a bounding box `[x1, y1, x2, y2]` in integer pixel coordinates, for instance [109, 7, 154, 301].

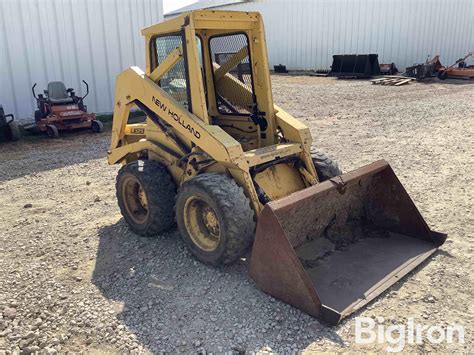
[249, 160, 446, 326]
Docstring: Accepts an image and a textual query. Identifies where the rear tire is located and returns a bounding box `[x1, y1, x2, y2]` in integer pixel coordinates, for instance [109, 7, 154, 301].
[311, 146, 342, 181]
[116, 160, 176, 236]
[176, 173, 255, 266]
[91, 120, 103, 133]
[46, 124, 59, 138]
[7, 122, 20, 141]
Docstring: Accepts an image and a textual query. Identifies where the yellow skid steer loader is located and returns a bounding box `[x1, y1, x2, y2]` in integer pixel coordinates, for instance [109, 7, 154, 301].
[108, 10, 446, 325]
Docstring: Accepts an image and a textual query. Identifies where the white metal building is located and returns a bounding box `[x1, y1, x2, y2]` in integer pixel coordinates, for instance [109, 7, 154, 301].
[166, 0, 474, 72]
[1, 0, 163, 119]
[3, 0, 473, 119]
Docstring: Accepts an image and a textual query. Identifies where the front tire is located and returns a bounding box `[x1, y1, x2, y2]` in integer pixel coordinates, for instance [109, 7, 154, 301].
[116, 160, 176, 236]
[46, 124, 59, 138]
[176, 173, 255, 266]
[311, 146, 342, 181]
[91, 120, 103, 133]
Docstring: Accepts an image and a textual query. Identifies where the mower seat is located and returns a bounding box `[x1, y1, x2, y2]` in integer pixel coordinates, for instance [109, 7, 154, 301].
[47, 81, 74, 104]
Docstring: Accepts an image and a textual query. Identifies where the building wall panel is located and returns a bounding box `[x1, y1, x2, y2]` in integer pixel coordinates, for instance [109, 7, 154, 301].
[214, 0, 474, 71]
[0, 0, 163, 119]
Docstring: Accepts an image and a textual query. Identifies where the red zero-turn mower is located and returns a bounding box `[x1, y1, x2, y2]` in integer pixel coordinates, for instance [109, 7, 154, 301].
[32, 80, 103, 138]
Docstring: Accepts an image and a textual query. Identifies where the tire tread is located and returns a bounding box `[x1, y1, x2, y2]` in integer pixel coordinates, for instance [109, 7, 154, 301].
[310, 145, 342, 181]
[176, 173, 255, 265]
[116, 160, 176, 236]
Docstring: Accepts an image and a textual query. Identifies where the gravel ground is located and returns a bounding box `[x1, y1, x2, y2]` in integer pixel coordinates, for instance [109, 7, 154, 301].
[0, 75, 472, 354]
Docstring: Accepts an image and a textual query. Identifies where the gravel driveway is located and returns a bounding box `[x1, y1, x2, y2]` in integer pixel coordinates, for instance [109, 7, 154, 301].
[1, 75, 472, 353]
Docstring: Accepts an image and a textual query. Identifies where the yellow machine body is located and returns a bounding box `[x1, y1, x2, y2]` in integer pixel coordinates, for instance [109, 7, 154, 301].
[108, 10, 446, 325]
[108, 10, 317, 213]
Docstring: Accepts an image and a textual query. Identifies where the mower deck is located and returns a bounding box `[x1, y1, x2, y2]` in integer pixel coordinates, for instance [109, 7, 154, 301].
[32, 81, 102, 137]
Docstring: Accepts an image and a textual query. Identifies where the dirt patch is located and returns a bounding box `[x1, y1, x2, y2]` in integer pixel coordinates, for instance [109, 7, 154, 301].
[0, 76, 472, 353]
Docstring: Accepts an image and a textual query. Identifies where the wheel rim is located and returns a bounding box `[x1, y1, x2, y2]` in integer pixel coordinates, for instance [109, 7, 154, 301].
[122, 175, 149, 224]
[183, 196, 221, 251]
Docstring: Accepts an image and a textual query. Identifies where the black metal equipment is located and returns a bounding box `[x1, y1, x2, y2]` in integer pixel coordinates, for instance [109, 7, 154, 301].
[0, 105, 20, 142]
[379, 62, 399, 75]
[405, 55, 443, 80]
[274, 64, 288, 73]
[405, 63, 435, 80]
[329, 54, 381, 78]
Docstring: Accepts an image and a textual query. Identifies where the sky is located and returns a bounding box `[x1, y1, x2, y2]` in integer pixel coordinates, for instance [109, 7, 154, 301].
[163, 0, 197, 14]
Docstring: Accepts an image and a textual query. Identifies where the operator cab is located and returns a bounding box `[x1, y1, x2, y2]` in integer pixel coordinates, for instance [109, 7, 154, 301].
[146, 11, 275, 151]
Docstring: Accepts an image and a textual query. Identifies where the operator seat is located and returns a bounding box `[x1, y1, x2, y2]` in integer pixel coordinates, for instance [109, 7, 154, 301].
[47, 81, 74, 104]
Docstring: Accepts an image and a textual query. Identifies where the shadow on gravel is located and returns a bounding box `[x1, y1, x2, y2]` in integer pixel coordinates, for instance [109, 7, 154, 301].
[0, 130, 109, 183]
[92, 220, 343, 352]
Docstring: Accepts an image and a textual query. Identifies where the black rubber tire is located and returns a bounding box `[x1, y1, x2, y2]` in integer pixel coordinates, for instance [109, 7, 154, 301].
[116, 160, 176, 236]
[438, 70, 448, 80]
[46, 124, 59, 138]
[7, 122, 20, 141]
[311, 146, 342, 181]
[91, 120, 103, 133]
[176, 173, 255, 266]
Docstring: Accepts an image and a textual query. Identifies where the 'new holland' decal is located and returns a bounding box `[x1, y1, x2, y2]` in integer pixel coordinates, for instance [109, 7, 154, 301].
[152, 96, 201, 139]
